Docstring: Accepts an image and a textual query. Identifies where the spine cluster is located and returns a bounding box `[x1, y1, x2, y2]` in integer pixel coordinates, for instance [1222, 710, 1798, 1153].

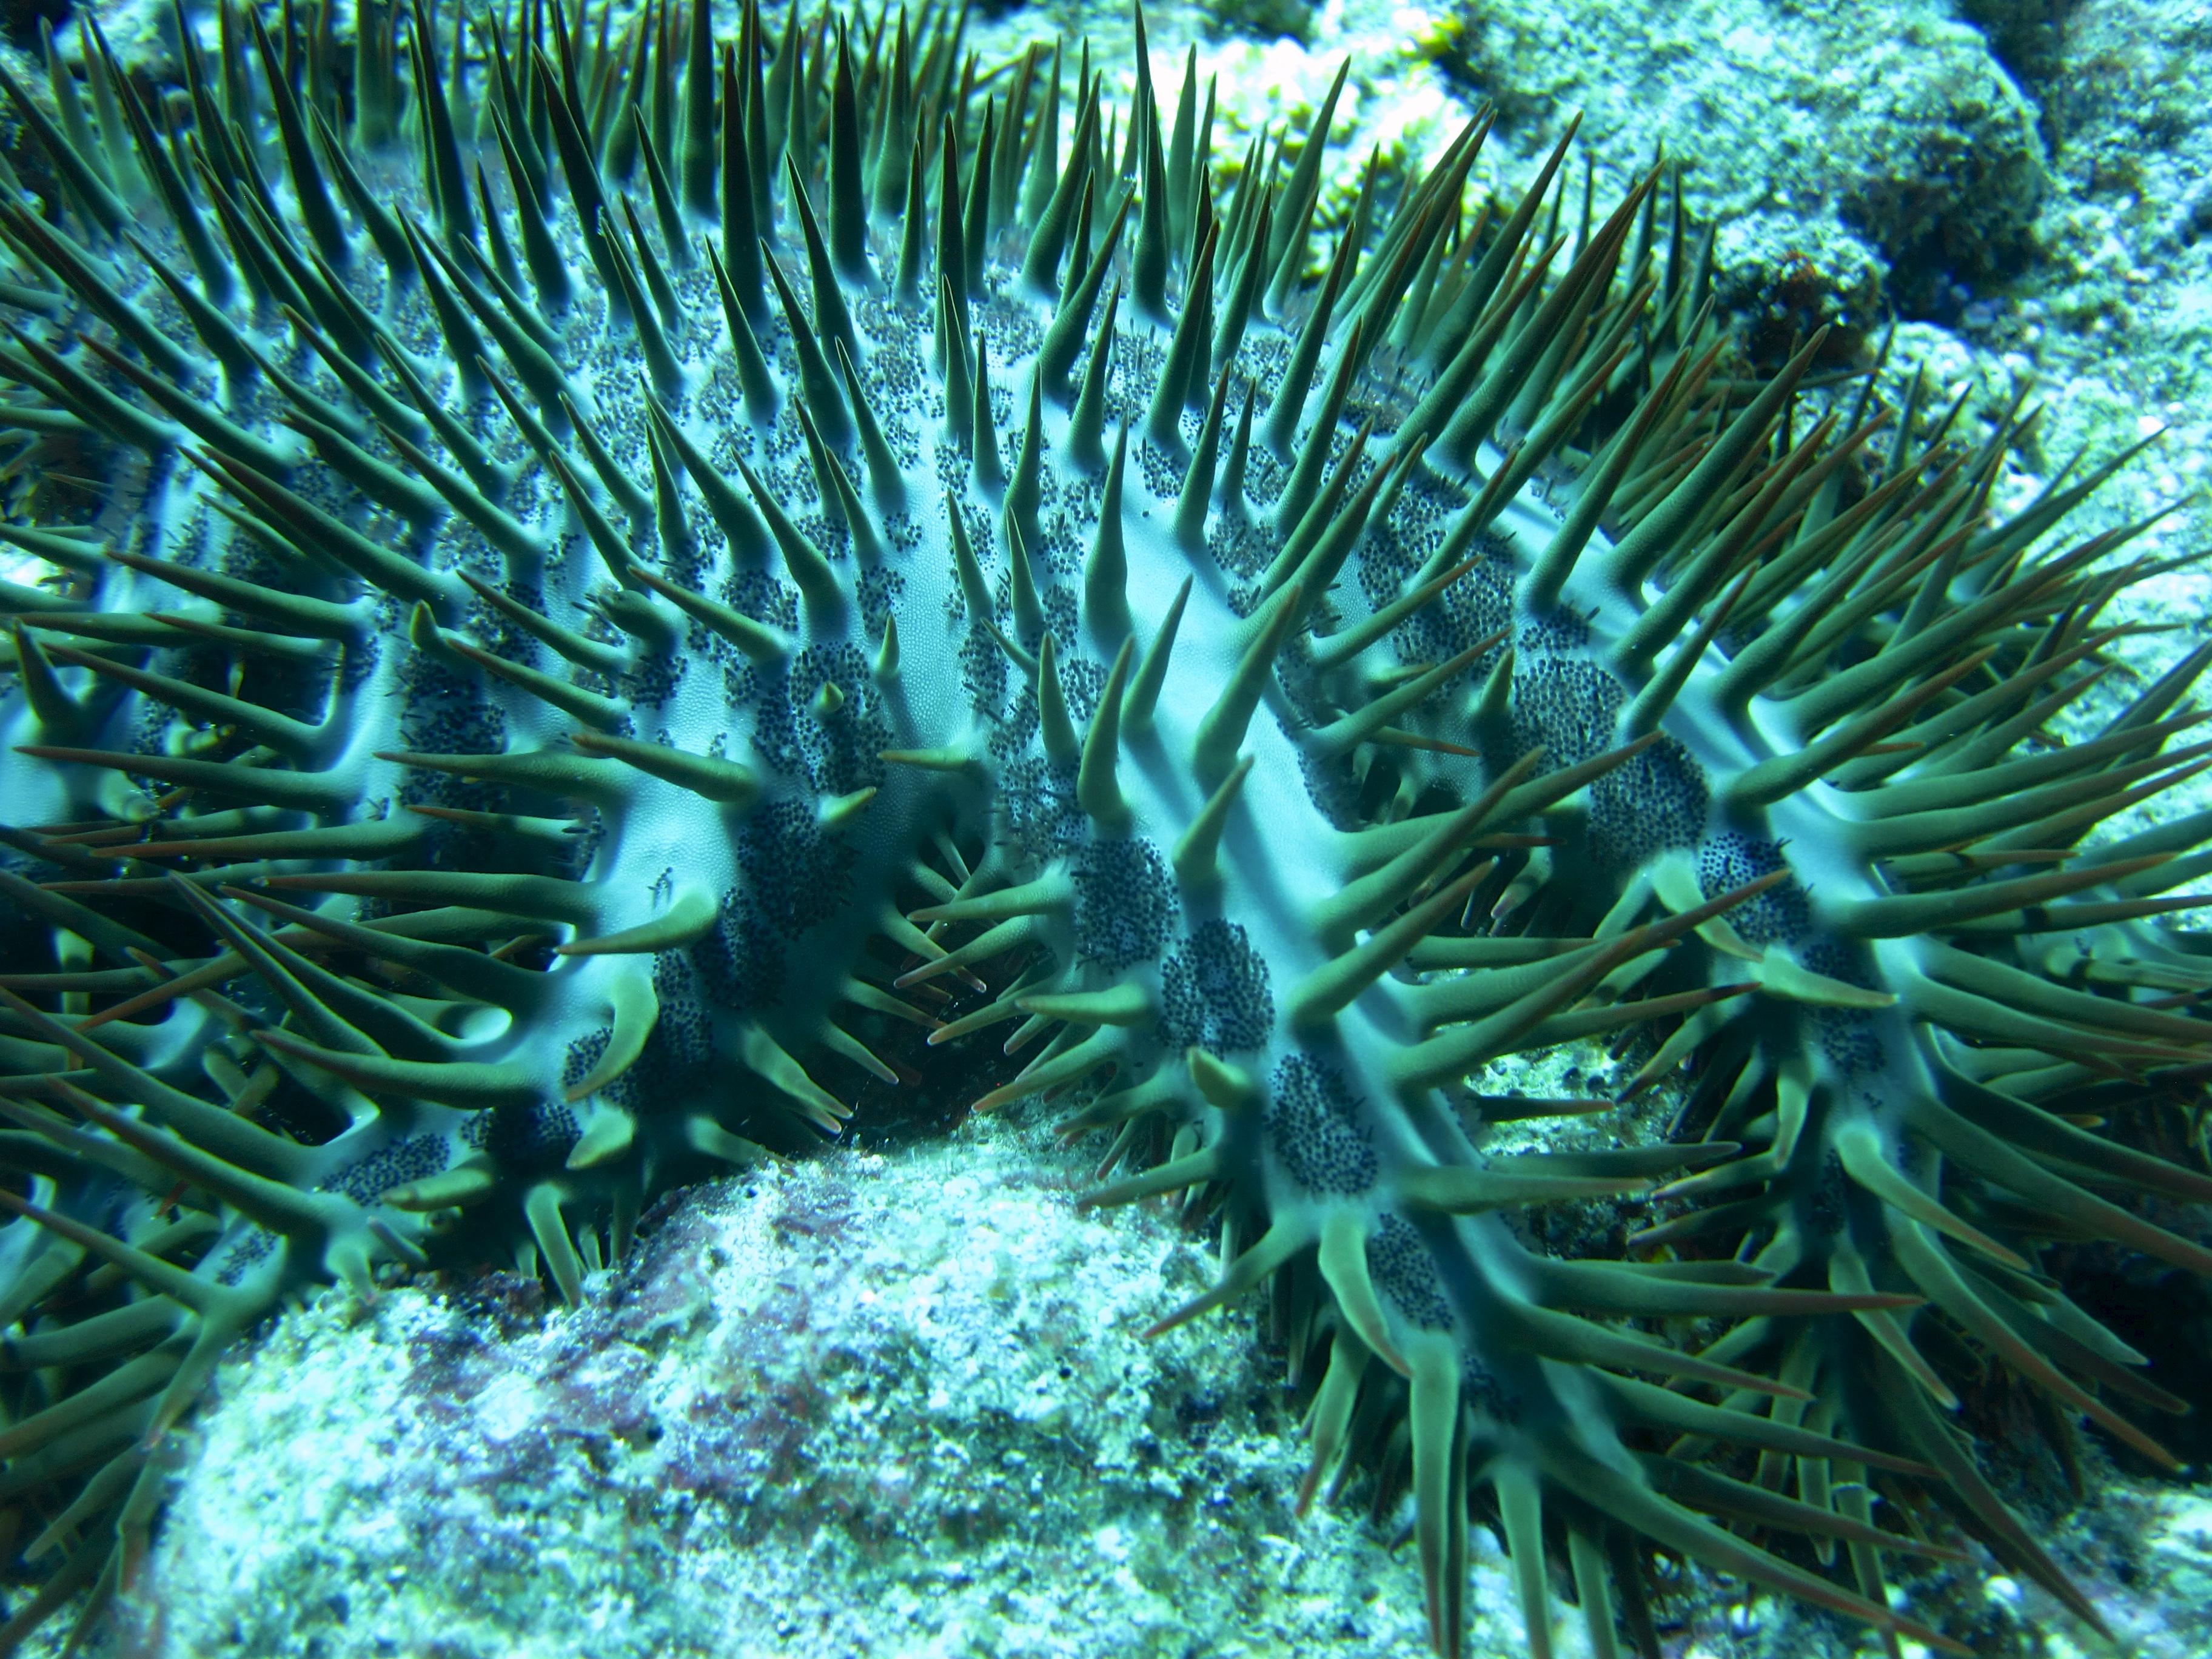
[0, 1, 2205, 1654]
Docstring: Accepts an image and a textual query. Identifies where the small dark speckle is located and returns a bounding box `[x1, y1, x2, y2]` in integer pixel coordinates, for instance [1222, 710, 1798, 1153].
[1176, 1392, 1222, 1428]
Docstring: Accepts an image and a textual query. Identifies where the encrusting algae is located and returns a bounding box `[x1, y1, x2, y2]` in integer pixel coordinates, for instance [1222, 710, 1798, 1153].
[0, 0, 2207, 1651]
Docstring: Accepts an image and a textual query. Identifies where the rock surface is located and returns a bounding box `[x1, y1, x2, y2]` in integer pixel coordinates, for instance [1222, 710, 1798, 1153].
[132, 1110, 1465, 1658]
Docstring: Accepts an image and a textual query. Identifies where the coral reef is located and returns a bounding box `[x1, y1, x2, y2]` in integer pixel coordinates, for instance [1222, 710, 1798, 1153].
[147, 1114, 1479, 1658]
[0, 0, 2207, 1654]
[139, 1114, 2212, 1657]
[1436, 0, 2051, 326]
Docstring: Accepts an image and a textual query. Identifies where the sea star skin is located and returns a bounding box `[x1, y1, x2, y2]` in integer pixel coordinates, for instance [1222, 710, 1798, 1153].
[0, 1, 2207, 1654]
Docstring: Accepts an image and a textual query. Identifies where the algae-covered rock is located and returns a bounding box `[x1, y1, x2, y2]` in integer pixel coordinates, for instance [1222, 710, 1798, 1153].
[1201, 0, 1314, 45]
[1957, 0, 2075, 91]
[133, 1111, 1467, 1658]
[1436, 0, 2048, 325]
